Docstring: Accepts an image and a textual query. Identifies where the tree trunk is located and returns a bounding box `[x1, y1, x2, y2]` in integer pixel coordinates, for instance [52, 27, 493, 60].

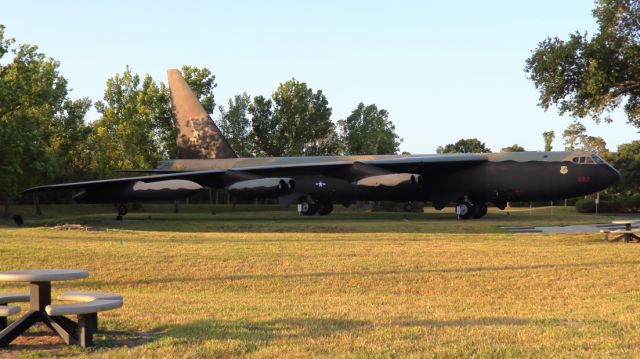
[33, 193, 42, 216]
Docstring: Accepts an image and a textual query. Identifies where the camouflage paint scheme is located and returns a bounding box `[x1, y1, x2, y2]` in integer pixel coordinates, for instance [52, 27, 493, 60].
[22, 70, 621, 218]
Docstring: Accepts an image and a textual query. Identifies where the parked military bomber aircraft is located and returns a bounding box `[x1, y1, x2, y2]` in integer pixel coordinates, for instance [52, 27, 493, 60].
[23, 70, 621, 219]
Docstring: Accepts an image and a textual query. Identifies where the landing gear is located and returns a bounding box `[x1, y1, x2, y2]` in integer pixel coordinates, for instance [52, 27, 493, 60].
[317, 200, 334, 216]
[474, 202, 488, 219]
[298, 199, 318, 216]
[116, 204, 128, 221]
[455, 200, 487, 220]
[298, 198, 333, 216]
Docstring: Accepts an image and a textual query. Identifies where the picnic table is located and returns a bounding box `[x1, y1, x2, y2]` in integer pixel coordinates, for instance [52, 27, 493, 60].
[608, 220, 640, 243]
[0, 269, 88, 346]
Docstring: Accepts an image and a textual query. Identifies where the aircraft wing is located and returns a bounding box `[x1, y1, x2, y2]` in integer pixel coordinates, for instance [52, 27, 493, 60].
[22, 154, 487, 194]
[363, 153, 486, 166]
[21, 169, 228, 194]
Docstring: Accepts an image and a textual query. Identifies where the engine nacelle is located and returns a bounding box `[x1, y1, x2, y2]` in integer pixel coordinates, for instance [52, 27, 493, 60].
[355, 173, 423, 187]
[226, 178, 295, 198]
[73, 179, 203, 203]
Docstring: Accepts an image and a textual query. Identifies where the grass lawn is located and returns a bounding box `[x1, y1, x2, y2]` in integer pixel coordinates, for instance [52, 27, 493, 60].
[0, 204, 639, 357]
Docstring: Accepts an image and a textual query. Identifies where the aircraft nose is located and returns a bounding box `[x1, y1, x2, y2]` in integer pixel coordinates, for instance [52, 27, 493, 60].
[604, 164, 622, 185]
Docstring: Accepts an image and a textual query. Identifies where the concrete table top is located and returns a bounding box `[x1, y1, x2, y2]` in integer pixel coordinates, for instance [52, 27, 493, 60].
[0, 269, 88, 282]
[611, 220, 639, 225]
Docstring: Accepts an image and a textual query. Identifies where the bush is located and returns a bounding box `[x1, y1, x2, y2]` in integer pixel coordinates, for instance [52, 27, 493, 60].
[575, 195, 640, 213]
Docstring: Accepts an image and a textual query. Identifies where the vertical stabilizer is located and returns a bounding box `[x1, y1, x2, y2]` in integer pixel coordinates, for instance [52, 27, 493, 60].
[167, 69, 237, 159]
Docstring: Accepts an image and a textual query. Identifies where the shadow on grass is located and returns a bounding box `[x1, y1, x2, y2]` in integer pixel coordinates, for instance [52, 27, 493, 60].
[0, 325, 155, 355]
[397, 317, 538, 327]
[100, 259, 640, 287]
[396, 316, 627, 331]
[158, 317, 370, 354]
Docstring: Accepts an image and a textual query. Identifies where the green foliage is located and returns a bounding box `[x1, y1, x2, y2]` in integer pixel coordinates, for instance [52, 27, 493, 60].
[500, 144, 525, 152]
[49, 98, 93, 181]
[180, 65, 217, 114]
[562, 122, 587, 150]
[92, 66, 173, 175]
[562, 122, 608, 155]
[542, 130, 555, 151]
[338, 103, 401, 155]
[604, 140, 640, 194]
[581, 135, 608, 155]
[525, 0, 640, 127]
[436, 138, 491, 153]
[218, 93, 253, 157]
[249, 79, 340, 156]
[0, 25, 73, 210]
[575, 195, 640, 213]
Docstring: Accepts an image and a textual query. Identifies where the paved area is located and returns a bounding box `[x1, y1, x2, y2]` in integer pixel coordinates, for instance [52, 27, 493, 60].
[502, 220, 640, 233]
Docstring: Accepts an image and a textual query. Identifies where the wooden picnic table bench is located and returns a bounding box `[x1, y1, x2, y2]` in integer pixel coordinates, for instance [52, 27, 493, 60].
[605, 220, 640, 242]
[0, 293, 29, 330]
[46, 291, 123, 347]
[0, 270, 123, 348]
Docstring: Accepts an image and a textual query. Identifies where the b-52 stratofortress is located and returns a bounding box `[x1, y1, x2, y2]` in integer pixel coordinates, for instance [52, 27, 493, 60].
[23, 69, 621, 220]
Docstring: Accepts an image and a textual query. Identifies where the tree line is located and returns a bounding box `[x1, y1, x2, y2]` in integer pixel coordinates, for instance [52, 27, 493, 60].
[0, 24, 401, 215]
[3, 0, 640, 216]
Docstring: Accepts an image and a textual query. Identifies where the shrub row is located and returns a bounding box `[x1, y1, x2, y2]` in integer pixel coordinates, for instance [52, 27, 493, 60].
[575, 195, 640, 213]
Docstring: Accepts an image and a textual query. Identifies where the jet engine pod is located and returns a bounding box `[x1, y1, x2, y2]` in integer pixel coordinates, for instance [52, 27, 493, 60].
[355, 173, 423, 187]
[73, 179, 203, 203]
[226, 177, 295, 198]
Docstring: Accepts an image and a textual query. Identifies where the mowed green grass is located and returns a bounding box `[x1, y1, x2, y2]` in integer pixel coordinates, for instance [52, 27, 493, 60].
[0, 205, 639, 358]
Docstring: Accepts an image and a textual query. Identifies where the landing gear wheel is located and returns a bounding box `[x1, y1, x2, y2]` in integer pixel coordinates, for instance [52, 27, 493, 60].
[116, 204, 128, 221]
[299, 200, 318, 216]
[456, 202, 476, 220]
[473, 202, 488, 219]
[403, 202, 414, 212]
[317, 201, 334, 216]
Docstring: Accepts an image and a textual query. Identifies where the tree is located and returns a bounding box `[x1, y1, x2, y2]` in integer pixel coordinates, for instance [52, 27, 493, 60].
[249, 78, 340, 156]
[218, 93, 253, 157]
[581, 135, 609, 156]
[0, 25, 70, 215]
[525, 0, 640, 127]
[436, 138, 491, 154]
[49, 98, 93, 181]
[542, 130, 555, 151]
[500, 144, 526, 152]
[180, 65, 217, 114]
[338, 103, 401, 155]
[561, 122, 609, 155]
[562, 122, 587, 150]
[605, 140, 640, 194]
[92, 66, 173, 175]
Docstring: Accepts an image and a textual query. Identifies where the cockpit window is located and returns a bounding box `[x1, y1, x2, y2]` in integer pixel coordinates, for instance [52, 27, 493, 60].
[571, 156, 600, 165]
[592, 155, 605, 164]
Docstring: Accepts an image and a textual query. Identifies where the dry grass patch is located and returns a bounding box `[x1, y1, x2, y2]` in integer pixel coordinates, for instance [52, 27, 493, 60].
[0, 225, 638, 357]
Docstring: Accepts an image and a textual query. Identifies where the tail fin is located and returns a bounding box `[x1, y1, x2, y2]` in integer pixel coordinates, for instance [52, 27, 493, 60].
[167, 69, 237, 159]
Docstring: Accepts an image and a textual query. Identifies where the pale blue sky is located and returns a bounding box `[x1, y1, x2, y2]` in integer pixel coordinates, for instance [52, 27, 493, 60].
[2, 0, 637, 153]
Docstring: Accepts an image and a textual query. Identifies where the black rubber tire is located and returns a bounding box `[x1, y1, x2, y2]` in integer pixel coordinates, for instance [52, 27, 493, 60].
[118, 204, 128, 216]
[299, 200, 318, 216]
[472, 202, 487, 219]
[458, 202, 476, 220]
[317, 201, 334, 215]
[116, 215, 123, 221]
